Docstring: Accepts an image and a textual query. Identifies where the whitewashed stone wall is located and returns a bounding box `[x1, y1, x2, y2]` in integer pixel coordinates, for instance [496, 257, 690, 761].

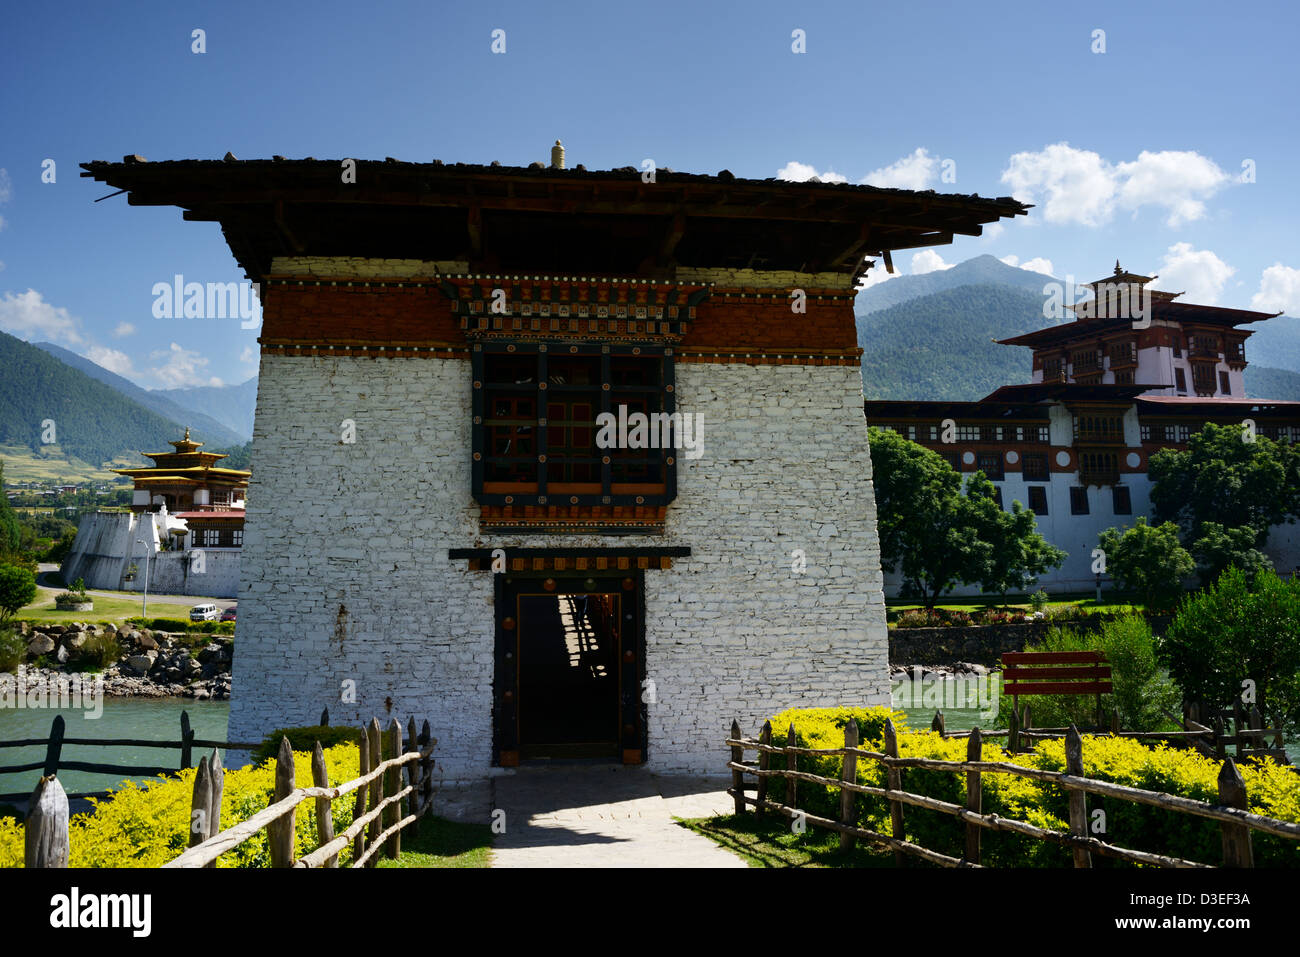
[229, 356, 890, 779]
[62, 511, 240, 598]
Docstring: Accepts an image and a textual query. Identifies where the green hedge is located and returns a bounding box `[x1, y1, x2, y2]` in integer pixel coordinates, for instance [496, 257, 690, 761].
[252, 726, 365, 764]
[763, 707, 1300, 867]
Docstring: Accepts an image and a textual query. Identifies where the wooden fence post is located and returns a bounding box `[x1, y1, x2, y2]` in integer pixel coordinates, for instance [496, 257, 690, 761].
[730, 720, 745, 815]
[25, 775, 69, 868]
[1021, 704, 1032, 742]
[180, 710, 193, 770]
[206, 748, 224, 868]
[965, 729, 982, 865]
[1218, 758, 1254, 868]
[311, 742, 338, 867]
[406, 716, 421, 838]
[366, 718, 382, 855]
[419, 720, 434, 820]
[267, 736, 296, 867]
[1008, 707, 1020, 754]
[188, 755, 212, 851]
[931, 711, 945, 736]
[883, 718, 905, 867]
[352, 728, 369, 863]
[43, 714, 65, 777]
[1111, 708, 1121, 735]
[384, 719, 402, 859]
[839, 721, 859, 853]
[785, 724, 798, 811]
[1065, 726, 1091, 868]
[755, 721, 771, 822]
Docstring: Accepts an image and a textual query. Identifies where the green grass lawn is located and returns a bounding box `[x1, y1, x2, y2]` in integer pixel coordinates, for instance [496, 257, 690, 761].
[377, 815, 494, 868]
[18, 591, 198, 625]
[679, 814, 894, 868]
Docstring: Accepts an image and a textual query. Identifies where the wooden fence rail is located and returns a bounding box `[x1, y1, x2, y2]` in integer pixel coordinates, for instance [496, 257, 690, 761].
[20, 716, 436, 869]
[726, 717, 1300, 868]
[0, 711, 263, 803]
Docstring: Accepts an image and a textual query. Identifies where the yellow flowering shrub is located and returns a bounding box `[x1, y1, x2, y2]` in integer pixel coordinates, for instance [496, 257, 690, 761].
[0, 744, 362, 868]
[765, 708, 1300, 867]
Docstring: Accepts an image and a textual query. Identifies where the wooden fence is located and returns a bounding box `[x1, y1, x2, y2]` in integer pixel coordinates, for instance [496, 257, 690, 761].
[22, 716, 436, 869]
[726, 717, 1300, 868]
[0, 710, 263, 804]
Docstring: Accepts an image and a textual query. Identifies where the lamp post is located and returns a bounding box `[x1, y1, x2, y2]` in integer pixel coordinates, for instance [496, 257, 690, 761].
[136, 538, 151, 619]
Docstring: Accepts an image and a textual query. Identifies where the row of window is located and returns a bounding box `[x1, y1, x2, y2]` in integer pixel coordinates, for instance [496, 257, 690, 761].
[991, 485, 1131, 517]
[874, 424, 1051, 444]
[195, 528, 243, 548]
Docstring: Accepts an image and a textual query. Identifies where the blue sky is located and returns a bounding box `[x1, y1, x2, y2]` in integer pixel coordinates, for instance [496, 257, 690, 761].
[1, 0, 1297, 389]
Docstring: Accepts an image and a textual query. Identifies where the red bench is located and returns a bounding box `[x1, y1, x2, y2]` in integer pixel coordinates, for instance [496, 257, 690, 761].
[1001, 650, 1113, 729]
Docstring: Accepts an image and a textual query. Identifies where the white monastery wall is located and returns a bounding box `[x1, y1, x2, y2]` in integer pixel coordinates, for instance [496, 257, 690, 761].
[228, 355, 890, 779]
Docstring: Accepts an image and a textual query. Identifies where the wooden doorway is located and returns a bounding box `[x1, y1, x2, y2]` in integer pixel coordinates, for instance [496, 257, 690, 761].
[494, 573, 645, 765]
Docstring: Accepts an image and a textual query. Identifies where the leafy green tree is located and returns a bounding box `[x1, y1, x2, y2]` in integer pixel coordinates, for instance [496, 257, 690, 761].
[1190, 522, 1273, 586]
[1097, 517, 1194, 611]
[1160, 567, 1300, 731]
[964, 472, 1066, 604]
[0, 461, 21, 557]
[1150, 422, 1300, 545]
[0, 563, 37, 623]
[868, 427, 981, 608]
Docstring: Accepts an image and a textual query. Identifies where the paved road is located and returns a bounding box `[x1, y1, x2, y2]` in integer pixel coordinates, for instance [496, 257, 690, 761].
[447, 765, 746, 868]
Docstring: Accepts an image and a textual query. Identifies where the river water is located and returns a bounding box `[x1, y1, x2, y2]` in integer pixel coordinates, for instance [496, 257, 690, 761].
[0, 698, 231, 803]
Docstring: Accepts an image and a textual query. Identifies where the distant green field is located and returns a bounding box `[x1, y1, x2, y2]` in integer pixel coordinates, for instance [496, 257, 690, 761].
[0, 444, 135, 484]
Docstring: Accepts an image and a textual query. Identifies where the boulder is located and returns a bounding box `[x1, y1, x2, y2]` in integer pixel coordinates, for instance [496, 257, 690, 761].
[47, 625, 67, 636]
[26, 635, 55, 656]
[136, 633, 159, 651]
[63, 632, 88, 652]
[55, 644, 70, 664]
[125, 655, 154, 675]
[102, 622, 117, 633]
[197, 643, 223, 664]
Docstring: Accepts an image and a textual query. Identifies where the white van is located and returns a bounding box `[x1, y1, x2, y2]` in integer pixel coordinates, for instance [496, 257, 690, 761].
[190, 603, 221, 622]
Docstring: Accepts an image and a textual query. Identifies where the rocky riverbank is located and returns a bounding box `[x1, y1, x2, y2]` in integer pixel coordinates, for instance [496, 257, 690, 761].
[11, 621, 232, 700]
[890, 661, 991, 682]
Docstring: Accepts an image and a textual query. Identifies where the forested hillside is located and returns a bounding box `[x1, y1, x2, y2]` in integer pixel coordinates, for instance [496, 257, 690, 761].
[857, 283, 1059, 400]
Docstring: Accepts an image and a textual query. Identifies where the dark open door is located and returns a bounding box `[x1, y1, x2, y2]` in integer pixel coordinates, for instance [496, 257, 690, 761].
[494, 573, 645, 765]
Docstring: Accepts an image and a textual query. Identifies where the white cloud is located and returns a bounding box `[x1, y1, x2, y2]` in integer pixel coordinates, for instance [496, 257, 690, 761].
[84, 346, 139, 377]
[776, 161, 848, 184]
[239, 345, 258, 364]
[1252, 263, 1300, 315]
[1151, 243, 1235, 304]
[112, 322, 136, 338]
[861, 148, 937, 191]
[0, 289, 86, 345]
[148, 342, 223, 389]
[857, 260, 898, 290]
[910, 250, 953, 275]
[1001, 143, 1232, 228]
[981, 222, 1005, 243]
[1020, 257, 1055, 276]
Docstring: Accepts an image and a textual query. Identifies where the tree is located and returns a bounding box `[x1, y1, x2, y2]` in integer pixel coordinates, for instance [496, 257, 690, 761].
[0, 461, 21, 557]
[0, 563, 37, 623]
[868, 428, 1065, 607]
[1097, 517, 1194, 611]
[964, 472, 1066, 604]
[1149, 421, 1300, 545]
[868, 427, 981, 608]
[1189, 522, 1273, 586]
[1160, 566, 1300, 732]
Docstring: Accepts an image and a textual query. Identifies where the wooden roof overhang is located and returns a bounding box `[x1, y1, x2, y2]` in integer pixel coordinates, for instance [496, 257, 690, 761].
[1136, 396, 1300, 416]
[114, 467, 250, 482]
[980, 383, 1150, 405]
[79, 157, 1030, 282]
[999, 301, 1280, 349]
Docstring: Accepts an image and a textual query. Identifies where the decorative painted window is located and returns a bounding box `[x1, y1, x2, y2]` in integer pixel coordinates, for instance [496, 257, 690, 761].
[1071, 349, 1101, 374]
[1042, 357, 1064, 381]
[202, 528, 220, 547]
[1191, 363, 1216, 396]
[473, 342, 676, 507]
[1073, 415, 1123, 442]
[1113, 369, 1134, 385]
[1173, 424, 1190, 443]
[232, 528, 243, 547]
[939, 451, 962, 472]
[977, 451, 1004, 481]
[1174, 368, 1188, 393]
[1112, 486, 1132, 515]
[1219, 371, 1231, 395]
[1021, 453, 1049, 481]
[957, 425, 980, 442]
[1069, 487, 1090, 515]
[1027, 486, 1048, 516]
